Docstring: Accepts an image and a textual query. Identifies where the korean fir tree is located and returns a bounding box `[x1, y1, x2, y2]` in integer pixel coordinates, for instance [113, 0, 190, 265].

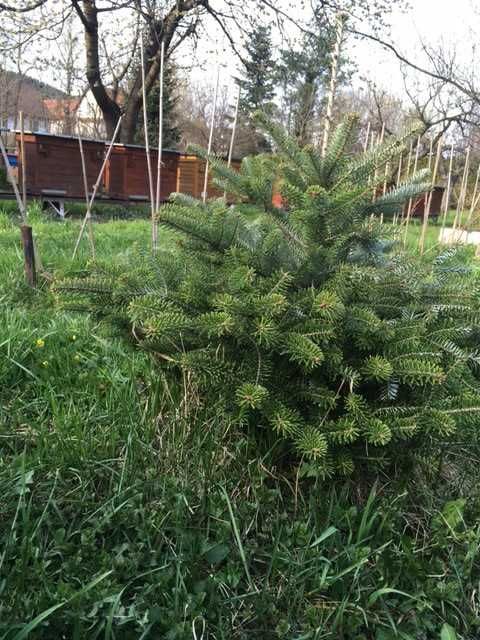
[57, 114, 480, 479]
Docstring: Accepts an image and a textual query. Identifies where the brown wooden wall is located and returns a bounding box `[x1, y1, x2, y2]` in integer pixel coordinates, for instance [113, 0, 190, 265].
[16, 134, 180, 203]
[410, 186, 445, 218]
[107, 146, 178, 201]
[177, 155, 242, 199]
[15, 133, 241, 204]
[18, 133, 104, 200]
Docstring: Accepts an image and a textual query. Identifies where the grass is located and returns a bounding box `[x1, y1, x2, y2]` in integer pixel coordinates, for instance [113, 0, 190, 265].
[1, 208, 480, 638]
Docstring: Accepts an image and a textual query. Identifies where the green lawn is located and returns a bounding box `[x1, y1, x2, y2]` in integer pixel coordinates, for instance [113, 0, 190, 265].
[1, 208, 480, 638]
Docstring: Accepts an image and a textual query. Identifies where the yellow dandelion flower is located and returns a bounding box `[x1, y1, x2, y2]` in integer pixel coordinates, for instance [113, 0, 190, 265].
[36, 338, 45, 348]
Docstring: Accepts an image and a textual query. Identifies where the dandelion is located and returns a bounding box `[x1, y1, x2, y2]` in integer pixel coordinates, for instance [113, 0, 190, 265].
[36, 338, 45, 348]
[71, 335, 77, 342]
[42, 361, 49, 367]
[74, 354, 80, 362]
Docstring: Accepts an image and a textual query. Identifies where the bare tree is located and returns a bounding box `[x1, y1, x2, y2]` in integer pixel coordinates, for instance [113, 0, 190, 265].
[0, 0, 409, 143]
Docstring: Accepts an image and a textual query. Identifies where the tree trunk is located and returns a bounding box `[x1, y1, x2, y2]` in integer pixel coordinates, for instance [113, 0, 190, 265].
[77, 0, 206, 142]
[81, 0, 121, 138]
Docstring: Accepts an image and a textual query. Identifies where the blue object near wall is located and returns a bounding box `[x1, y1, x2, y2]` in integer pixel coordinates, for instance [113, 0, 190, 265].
[7, 154, 18, 167]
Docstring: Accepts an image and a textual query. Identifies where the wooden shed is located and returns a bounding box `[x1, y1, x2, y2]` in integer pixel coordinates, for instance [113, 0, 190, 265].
[176, 154, 241, 199]
[107, 144, 179, 202]
[409, 186, 445, 219]
[17, 132, 105, 201]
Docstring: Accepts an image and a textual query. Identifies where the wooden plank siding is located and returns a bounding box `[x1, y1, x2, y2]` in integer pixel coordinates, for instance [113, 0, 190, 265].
[18, 133, 104, 199]
[15, 132, 242, 204]
[177, 155, 242, 200]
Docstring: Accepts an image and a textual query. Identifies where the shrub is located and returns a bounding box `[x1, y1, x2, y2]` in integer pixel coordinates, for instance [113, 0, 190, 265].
[57, 115, 480, 478]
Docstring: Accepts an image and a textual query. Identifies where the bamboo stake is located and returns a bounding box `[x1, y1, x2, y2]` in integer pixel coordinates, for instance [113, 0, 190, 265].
[427, 137, 434, 171]
[77, 131, 95, 259]
[383, 161, 390, 195]
[363, 121, 371, 154]
[396, 154, 403, 187]
[73, 116, 122, 259]
[378, 160, 390, 223]
[224, 84, 241, 200]
[392, 155, 403, 226]
[227, 85, 241, 168]
[465, 162, 480, 229]
[399, 142, 413, 224]
[155, 40, 165, 214]
[19, 111, 27, 211]
[379, 122, 386, 145]
[202, 65, 220, 203]
[140, 35, 157, 251]
[367, 131, 376, 187]
[372, 123, 386, 201]
[403, 135, 421, 247]
[452, 146, 470, 232]
[321, 13, 347, 158]
[419, 137, 442, 254]
[440, 143, 454, 236]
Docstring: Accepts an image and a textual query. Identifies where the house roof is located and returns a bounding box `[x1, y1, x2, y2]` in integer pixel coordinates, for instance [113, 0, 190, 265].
[43, 98, 82, 120]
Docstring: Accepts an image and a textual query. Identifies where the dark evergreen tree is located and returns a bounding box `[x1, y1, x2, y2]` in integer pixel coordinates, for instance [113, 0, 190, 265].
[137, 61, 180, 149]
[236, 24, 276, 153]
[58, 115, 480, 479]
[276, 14, 351, 146]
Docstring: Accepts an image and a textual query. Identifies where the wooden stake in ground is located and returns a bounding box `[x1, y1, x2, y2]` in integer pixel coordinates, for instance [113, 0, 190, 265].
[372, 124, 386, 203]
[391, 155, 403, 226]
[73, 116, 123, 259]
[465, 162, 480, 229]
[427, 137, 434, 171]
[202, 65, 220, 203]
[223, 84, 241, 200]
[399, 142, 413, 224]
[21, 224, 36, 287]
[396, 154, 403, 187]
[77, 131, 95, 259]
[19, 111, 27, 211]
[0, 132, 38, 284]
[321, 13, 347, 158]
[140, 35, 157, 250]
[363, 121, 371, 154]
[452, 146, 470, 232]
[419, 137, 443, 254]
[403, 135, 421, 247]
[155, 40, 165, 214]
[440, 143, 454, 236]
[227, 85, 241, 168]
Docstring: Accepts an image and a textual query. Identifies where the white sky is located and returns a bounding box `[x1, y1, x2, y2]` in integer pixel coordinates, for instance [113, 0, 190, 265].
[185, 0, 480, 106]
[349, 0, 479, 94]
[21, 0, 480, 103]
